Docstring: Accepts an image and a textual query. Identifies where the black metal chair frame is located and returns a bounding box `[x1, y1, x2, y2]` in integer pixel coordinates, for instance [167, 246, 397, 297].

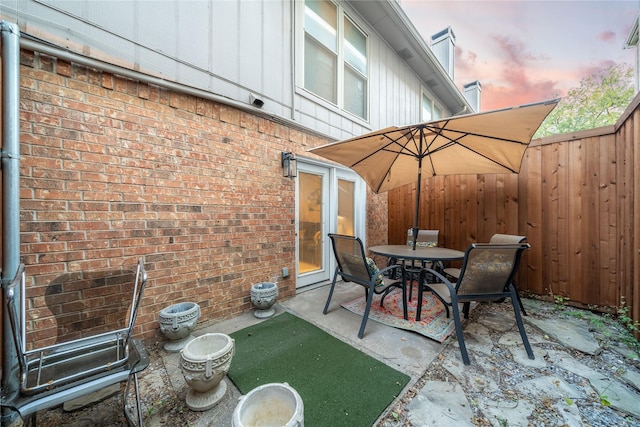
[1, 260, 149, 426]
[442, 234, 529, 315]
[417, 243, 534, 365]
[324, 234, 407, 339]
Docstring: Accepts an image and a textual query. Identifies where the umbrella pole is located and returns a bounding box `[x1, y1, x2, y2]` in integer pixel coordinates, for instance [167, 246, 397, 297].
[412, 160, 422, 250]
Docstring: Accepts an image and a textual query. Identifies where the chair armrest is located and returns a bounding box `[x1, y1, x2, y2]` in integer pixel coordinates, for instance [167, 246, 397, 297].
[378, 263, 405, 276]
[376, 263, 405, 284]
[380, 264, 406, 280]
[420, 268, 456, 294]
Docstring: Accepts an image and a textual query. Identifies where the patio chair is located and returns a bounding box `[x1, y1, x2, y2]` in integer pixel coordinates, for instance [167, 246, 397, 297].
[1, 260, 149, 426]
[417, 243, 534, 365]
[387, 229, 442, 297]
[324, 234, 407, 339]
[443, 233, 528, 315]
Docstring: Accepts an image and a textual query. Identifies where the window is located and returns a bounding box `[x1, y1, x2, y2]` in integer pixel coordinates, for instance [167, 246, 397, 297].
[304, 0, 368, 120]
[422, 93, 433, 121]
[434, 104, 442, 120]
[422, 92, 442, 121]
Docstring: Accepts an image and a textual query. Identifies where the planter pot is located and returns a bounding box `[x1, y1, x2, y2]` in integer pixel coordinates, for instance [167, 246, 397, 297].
[158, 302, 200, 352]
[180, 333, 235, 411]
[250, 282, 278, 318]
[232, 382, 304, 427]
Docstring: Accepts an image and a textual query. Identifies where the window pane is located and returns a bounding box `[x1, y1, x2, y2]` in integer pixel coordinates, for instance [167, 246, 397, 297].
[422, 94, 432, 121]
[344, 17, 366, 75]
[299, 171, 323, 274]
[434, 105, 442, 120]
[305, 0, 337, 53]
[344, 65, 366, 119]
[337, 179, 355, 235]
[305, 36, 337, 103]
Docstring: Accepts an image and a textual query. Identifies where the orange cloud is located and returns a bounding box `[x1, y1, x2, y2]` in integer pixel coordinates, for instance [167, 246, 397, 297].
[454, 36, 562, 110]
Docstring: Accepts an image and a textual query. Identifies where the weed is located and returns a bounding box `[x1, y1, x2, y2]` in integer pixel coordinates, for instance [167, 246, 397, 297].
[616, 297, 640, 356]
[549, 289, 570, 310]
[566, 309, 586, 319]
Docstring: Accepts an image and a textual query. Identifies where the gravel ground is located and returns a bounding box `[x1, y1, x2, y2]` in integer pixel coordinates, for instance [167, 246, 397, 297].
[376, 299, 640, 427]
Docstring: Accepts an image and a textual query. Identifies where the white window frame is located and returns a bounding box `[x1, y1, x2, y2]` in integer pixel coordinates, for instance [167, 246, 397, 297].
[421, 89, 443, 121]
[299, 0, 370, 122]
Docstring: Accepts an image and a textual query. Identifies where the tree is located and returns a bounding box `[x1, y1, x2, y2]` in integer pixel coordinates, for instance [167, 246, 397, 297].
[534, 63, 635, 138]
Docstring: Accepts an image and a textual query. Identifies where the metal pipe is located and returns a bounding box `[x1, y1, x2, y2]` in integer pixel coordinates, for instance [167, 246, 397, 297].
[1, 20, 21, 426]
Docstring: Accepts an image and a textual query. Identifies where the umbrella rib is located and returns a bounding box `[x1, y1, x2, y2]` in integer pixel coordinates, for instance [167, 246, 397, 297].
[422, 125, 525, 174]
[346, 127, 422, 193]
[376, 128, 423, 192]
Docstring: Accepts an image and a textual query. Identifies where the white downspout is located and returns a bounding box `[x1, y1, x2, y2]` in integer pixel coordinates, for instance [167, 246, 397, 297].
[1, 20, 21, 426]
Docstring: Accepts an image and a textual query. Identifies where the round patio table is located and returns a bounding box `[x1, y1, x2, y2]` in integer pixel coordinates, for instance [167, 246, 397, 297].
[368, 245, 464, 262]
[369, 245, 465, 306]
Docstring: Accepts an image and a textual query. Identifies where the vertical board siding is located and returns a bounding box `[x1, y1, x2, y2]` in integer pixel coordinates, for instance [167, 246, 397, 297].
[387, 99, 640, 328]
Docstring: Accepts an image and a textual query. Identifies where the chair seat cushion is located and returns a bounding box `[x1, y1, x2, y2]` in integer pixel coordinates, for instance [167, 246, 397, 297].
[424, 281, 452, 304]
[443, 267, 461, 280]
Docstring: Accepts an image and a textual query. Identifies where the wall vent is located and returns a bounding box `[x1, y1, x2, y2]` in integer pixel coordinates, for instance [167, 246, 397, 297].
[398, 48, 414, 61]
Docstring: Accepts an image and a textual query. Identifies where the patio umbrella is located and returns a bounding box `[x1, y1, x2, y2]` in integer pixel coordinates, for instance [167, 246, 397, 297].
[309, 98, 559, 249]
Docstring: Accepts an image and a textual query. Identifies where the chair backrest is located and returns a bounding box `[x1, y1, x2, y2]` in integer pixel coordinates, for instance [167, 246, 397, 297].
[328, 234, 371, 282]
[406, 229, 439, 247]
[456, 243, 529, 297]
[489, 233, 526, 244]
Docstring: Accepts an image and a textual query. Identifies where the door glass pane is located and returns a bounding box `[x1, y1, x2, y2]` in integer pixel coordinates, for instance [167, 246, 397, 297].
[299, 171, 323, 274]
[337, 179, 355, 235]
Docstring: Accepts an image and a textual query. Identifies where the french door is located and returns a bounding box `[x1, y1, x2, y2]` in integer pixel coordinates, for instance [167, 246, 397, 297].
[296, 160, 365, 288]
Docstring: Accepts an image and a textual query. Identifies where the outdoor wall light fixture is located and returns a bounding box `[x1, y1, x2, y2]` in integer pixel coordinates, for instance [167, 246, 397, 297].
[250, 93, 264, 108]
[281, 152, 297, 178]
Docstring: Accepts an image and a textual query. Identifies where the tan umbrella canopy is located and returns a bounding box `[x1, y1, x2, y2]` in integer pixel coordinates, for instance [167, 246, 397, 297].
[309, 98, 559, 248]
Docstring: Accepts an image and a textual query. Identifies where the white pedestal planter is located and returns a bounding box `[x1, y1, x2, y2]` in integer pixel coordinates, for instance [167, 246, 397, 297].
[250, 282, 278, 318]
[232, 382, 304, 427]
[180, 333, 235, 411]
[158, 302, 200, 352]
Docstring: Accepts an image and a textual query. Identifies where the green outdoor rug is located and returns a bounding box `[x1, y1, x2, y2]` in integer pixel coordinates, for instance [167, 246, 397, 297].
[228, 312, 410, 427]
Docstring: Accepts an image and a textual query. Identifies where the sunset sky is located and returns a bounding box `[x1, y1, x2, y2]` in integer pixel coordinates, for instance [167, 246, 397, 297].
[400, 0, 638, 110]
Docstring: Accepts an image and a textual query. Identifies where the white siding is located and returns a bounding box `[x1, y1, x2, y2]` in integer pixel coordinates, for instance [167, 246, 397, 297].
[1, 0, 456, 140]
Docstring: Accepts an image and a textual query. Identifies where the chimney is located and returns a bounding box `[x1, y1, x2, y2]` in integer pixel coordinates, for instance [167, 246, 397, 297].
[463, 81, 482, 112]
[430, 27, 456, 79]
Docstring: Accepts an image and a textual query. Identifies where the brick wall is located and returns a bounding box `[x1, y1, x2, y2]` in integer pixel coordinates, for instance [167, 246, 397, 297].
[17, 49, 333, 345]
[366, 190, 389, 267]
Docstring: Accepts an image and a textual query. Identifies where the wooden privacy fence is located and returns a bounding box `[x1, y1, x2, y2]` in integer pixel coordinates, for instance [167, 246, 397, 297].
[388, 94, 640, 329]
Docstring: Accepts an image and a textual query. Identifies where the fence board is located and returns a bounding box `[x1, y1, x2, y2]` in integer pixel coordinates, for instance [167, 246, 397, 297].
[567, 139, 583, 306]
[542, 142, 557, 298]
[556, 141, 569, 296]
